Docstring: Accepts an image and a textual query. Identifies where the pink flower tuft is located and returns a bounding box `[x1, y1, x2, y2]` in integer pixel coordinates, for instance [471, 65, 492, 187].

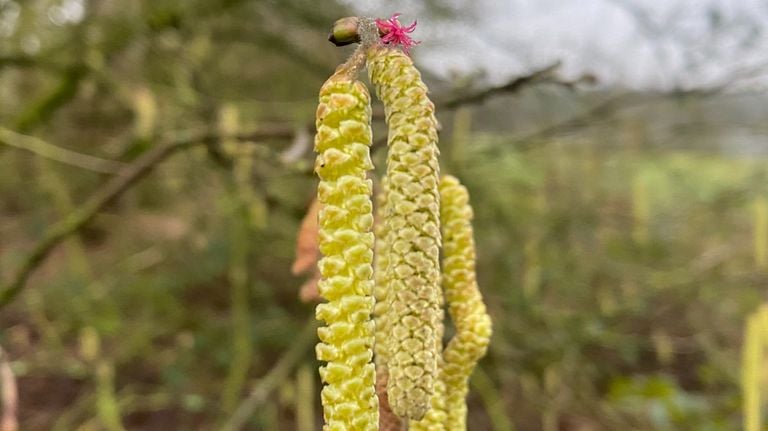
[375, 13, 420, 55]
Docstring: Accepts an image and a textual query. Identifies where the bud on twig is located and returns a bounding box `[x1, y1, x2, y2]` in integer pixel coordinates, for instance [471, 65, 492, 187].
[329, 14, 419, 54]
[328, 17, 361, 46]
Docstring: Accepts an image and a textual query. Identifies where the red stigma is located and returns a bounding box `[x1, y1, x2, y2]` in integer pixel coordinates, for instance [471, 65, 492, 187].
[375, 13, 420, 55]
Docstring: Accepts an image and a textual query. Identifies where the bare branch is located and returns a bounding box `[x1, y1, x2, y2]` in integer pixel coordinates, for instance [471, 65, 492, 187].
[0, 127, 126, 174]
[0, 126, 301, 309]
[512, 86, 725, 150]
[0, 55, 65, 72]
[438, 62, 594, 109]
[13, 65, 89, 134]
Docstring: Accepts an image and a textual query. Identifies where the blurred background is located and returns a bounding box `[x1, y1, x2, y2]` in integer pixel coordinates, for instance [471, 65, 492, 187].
[1, 0, 768, 429]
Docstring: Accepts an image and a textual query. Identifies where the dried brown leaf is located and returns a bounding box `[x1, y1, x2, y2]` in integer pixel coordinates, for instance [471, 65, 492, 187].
[298, 269, 321, 303]
[0, 347, 18, 431]
[292, 199, 321, 276]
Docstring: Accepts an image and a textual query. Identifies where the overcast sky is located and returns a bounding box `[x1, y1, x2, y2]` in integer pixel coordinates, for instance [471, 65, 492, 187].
[343, 0, 768, 91]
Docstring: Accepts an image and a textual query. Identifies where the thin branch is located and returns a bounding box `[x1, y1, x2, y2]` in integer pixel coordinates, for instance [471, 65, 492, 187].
[0, 126, 298, 309]
[221, 317, 318, 431]
[13, 64, 89, 134]
[367, 62, 586, 122]
[438, 62, 592, 109]
[513, 93, 636, 147]
[511, 86, 725, 150]
[0, 127, 126, 174]
[0, 55, 65, 72]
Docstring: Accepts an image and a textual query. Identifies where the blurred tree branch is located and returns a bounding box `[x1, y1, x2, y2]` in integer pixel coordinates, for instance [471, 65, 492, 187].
[220, 316, 319, 431]
[7, 0, 255, 134]
[13, 64, 90, 133]
[0, 127, 126, 174]
[0, 55, 65, 73]
[439, 62, 594, 109]
[0, 126, 306, 309]
[0, 64, 725, 309]
[512, 85, 728, 150]
[0, 62, 617, 309]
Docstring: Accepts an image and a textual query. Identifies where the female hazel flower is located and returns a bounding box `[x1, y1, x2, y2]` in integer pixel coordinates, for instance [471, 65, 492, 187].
[375, 13, 420, 55]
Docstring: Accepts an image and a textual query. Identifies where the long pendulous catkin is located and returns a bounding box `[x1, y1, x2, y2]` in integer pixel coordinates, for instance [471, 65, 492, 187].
[439, 175, 492, 430]
[373, 177, 405, 431]
[367, 45, 442, 420]
[314, 68, 379, 431]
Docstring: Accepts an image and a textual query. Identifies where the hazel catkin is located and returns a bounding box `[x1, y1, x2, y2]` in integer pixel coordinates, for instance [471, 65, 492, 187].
[367, 45, 442, 420]
[314, 70, 379, 431]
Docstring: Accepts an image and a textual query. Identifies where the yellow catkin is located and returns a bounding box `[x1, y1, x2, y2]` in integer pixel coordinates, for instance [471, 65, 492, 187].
[754, 196, 768, 269]
[367, 45, 442, 420]
[409, 364, 448, 431]
[373, 177, 405, 431]
[742, 304, 768, 431]
[439, 175, 492, 430]
[314, 69, 379, 431]
[373, 177, 392, 368]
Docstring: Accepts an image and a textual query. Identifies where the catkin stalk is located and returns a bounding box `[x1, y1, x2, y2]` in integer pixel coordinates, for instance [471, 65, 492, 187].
[314, 67, 379, 431]
[367, 45, 442, 420]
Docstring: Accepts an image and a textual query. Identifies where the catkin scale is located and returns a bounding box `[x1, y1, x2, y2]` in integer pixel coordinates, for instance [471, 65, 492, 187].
[367, 45, 442, 420]
[314, 70, 379, 431]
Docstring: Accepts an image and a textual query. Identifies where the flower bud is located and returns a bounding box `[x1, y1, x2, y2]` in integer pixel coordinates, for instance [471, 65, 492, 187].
[328, 16, 361, 46]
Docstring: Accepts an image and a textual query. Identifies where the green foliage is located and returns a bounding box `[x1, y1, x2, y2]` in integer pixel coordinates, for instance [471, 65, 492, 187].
[456, 135, 765, 429]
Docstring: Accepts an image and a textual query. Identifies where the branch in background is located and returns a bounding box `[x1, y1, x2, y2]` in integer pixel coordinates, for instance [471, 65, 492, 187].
[0, 61, 660, 309]
[0, 127, 126, 174]
[0, 347, 18, 431]
[438, 62, 595, 109]
[514, 93, 635, 147]
[220, 317, 318, 431]
[512, 85, 725, 150]
[0, 61, 726, 310]
[0, 126, 305, 309]
[5, 0, 254, 137]
[0, 55, 65, 72]
[13, 65, 89, 134]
